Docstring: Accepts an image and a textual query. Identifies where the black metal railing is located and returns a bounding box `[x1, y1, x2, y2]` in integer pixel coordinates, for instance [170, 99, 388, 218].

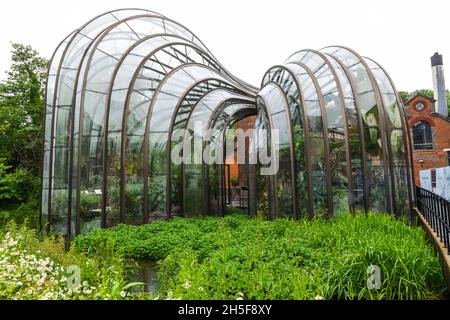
[416, 186, 450, 254]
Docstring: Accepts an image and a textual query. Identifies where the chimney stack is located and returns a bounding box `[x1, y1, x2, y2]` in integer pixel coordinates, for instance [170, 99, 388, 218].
[431, 52, 448, 117]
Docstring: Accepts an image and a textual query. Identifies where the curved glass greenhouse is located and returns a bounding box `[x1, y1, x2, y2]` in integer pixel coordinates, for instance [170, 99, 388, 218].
[41, 9, 414, 239]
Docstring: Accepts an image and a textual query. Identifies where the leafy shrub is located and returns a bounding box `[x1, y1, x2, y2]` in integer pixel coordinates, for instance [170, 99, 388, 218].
[149, 176, 166, 211]
[0, 197, 40, 229]
[79, 192, 100, 217]
[125, 183, 143, 217]
[0, 159, 40, 203]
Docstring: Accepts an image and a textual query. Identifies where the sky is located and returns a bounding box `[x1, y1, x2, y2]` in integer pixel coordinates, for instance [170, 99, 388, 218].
[0, 0, 449, 92]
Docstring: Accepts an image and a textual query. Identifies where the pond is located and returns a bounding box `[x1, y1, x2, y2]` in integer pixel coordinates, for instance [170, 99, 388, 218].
[129, 260, 159, 294]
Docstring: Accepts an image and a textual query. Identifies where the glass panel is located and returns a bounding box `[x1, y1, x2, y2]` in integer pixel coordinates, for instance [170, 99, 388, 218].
[183, 88, 252, 216]
[285, 64, 329, 216]
[291, 51, 349, 213]
[258, 84, 294, 218]
[262, 67, 308, 217]
[42, 33, 72, 231]
[321, 47, 387, 212]
[254, 97, 273, 218]
[324, 53, 365, 210]
[365, 57, 410, 215]
[49, 10, 147, 235]
[44, 7, 258, 240]
[77, 19, 193, 226]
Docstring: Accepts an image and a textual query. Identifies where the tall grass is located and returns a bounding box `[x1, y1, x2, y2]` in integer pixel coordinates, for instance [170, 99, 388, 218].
[74, 212, 447, 300]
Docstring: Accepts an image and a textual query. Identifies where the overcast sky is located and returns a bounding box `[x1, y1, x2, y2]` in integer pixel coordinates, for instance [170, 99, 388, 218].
[0, 0, 448, 92]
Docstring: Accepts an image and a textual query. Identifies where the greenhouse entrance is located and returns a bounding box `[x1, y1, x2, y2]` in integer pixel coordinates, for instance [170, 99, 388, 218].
[223, 116, 256, 213]
[184, 112, 257, 218]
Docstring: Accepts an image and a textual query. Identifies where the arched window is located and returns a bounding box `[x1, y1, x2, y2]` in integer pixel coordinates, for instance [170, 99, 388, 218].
[412, 121, 433, 150]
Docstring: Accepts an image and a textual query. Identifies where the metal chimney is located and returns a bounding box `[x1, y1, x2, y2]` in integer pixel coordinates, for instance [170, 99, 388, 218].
[431, 52, 448, 117]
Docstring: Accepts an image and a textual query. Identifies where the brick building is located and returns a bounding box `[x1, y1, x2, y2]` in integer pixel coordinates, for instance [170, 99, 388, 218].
[406, 94, 450, 186]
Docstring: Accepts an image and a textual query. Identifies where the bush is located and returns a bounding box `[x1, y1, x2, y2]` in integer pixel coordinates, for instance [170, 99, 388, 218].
[0, 197, 40, 229]
[75, 213, 447, 300]
[0, 159, 40, 204]
[0, 158, 41, 229]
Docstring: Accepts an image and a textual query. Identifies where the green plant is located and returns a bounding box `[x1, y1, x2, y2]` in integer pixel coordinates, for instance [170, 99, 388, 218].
[125, 183, 143, 217]
[79, 192, 100, 217]
[51, 189, 68, 222]
[74, 213, 447, 300]
[0, 43, 48, 173]
[0, 159, 40, 203]
[0, 197, 40, 229]
[149, 176, 166, 211]
[230, 176, 239, 187]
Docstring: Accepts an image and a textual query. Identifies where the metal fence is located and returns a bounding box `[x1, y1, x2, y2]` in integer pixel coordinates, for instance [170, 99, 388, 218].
[416, 186, 450, 254]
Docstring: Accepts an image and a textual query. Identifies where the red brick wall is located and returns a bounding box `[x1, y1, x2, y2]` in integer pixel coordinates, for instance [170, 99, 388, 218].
[407, 95, 450, 185]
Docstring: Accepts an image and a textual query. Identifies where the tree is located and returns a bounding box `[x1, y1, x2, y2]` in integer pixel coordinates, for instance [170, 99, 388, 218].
[398, 91, 409, 105]
[399, 89, 434, 104]
[0, 43, 48, 173]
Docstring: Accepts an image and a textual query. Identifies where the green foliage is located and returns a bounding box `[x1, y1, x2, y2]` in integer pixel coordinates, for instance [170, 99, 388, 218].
[149, 176, 166, 211]
[0, 158, 39, 203]
[0, 43, 48, 172]
[399, 89, 434, 104]
[79, 192, 100, 218]
[0, 157, 40, 229]
[0, 197, 40, 229]
[125, 183, 143, 216]
[224, 207, 247, 216]
[75, 213, 447, 300]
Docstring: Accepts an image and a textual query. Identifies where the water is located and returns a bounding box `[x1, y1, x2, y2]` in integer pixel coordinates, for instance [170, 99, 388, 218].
[130, 260, 159, 294]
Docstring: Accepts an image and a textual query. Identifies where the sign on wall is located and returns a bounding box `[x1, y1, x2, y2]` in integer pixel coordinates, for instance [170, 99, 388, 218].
[429, 166, 450, 200]
[443, 166, 450, 200]
[435, 167, 445, 198]
[419, 169, 432, 192]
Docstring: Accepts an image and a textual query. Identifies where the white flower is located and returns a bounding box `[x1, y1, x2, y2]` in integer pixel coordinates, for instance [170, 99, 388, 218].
[236, 297, 244, 300]
[198, 287, 204, 291]
[120, 291, 127, 298]
[314, 295, 324, 300]
[182, 281, 191, 289]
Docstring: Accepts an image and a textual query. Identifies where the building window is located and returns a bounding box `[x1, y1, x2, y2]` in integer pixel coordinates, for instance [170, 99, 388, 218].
[447, 151, 450, 166]
[415, 102, 425, 111]
[412, 120, 433, 150]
